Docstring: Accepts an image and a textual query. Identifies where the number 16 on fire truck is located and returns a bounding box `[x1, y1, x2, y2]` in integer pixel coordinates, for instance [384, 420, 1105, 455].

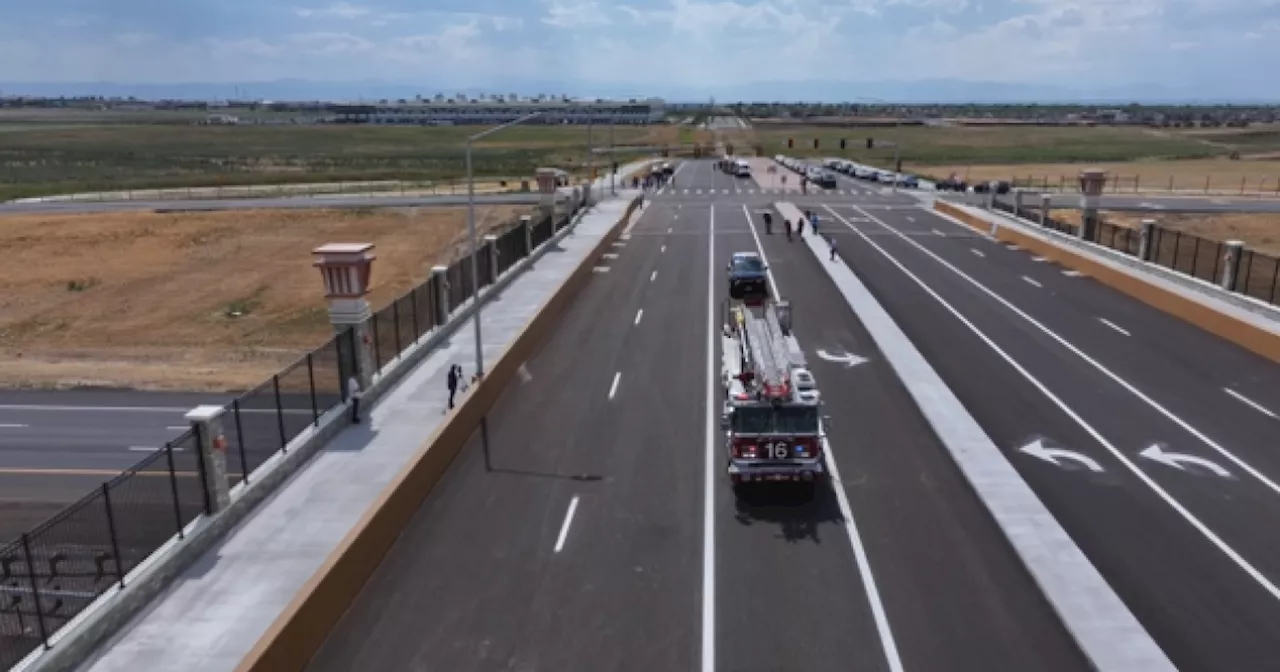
[719, 294, 827, 492]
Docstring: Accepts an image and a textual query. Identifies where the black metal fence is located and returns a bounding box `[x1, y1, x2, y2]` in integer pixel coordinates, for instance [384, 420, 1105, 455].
[991, 199, 1280, 306]
[0, 203, 578, 669]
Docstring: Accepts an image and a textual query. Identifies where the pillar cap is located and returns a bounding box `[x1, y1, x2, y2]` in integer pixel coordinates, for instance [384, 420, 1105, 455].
[185, 404, 225, 423]
[484, 234, 498, 242]
[431, 264, 448, 273]
[1225, 239, 1245, 247]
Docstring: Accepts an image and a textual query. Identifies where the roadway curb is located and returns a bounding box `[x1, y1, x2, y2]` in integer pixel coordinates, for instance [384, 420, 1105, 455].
[935, 200, 1280, 364]
[233, 196, 644, 672]
[12, 204, 610, 672]
[776, 201, 1176, 672]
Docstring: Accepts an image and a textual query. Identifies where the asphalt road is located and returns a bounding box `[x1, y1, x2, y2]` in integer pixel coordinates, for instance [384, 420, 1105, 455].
[816, 199, 1280, 671]
[0, 192, 541, 215]
[308, 159, 1088, 672]
[0, 388, 327, 543]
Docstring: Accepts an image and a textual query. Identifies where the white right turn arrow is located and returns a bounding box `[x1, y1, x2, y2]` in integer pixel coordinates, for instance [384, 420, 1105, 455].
[1139, 444, 1231, 478]
[816, 349, 869, 368]
[1019, 439, 1104, 473]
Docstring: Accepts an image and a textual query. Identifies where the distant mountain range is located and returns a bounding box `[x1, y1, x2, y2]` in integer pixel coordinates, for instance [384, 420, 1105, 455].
[2, 78, 1277, 105]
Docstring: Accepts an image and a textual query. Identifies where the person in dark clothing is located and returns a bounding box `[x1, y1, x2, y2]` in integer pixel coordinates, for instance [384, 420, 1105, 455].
[784, 219, 792, 241]
[763, 212, 773, 234]
[447, 365, 459, 409]
[347, 375, 363, 424]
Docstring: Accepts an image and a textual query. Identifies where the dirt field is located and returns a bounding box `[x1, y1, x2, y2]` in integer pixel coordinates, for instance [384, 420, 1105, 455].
[920, 159, 1280, 193]
[0, 205, 527, 391]
[1055, 210, 1280, 256]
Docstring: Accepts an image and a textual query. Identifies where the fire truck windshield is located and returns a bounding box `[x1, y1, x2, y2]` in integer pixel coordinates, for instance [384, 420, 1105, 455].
[731, 405, 819, 434]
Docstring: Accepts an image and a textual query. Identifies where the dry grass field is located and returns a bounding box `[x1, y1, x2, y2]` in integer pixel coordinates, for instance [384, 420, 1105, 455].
[920, 159, 1280, 194]
[1055, 209, 1280, 257]
[0, 205, 527, 391]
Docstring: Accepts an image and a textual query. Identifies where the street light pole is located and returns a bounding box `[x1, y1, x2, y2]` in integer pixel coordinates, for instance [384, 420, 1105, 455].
[464, 110, 542, 379]
[609, 120, 616, 195]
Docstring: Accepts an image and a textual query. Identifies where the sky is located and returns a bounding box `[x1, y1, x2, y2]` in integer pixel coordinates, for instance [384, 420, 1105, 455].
[1, 0, 1278, 99]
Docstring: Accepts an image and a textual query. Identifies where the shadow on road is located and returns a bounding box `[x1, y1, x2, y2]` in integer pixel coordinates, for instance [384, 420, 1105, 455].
[732, 480, 845, 544]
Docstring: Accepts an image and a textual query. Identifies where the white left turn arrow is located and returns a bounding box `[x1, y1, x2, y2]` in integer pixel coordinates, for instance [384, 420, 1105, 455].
[816, 349, 869, 368]
[1140, 444, 1231, 478]
[1019, 439, 1104, 472]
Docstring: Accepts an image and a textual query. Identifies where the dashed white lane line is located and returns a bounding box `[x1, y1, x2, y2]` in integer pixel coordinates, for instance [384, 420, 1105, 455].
[608, 372, 621, 400]
[1062, 270, 1084, 277]
[970, 248, 985, 258]
[1032, 256, 1048, 262]
[166, 425, 188, 431]
[1022, 276, 1042, 288]
[0, 423, 28, 429]
[931, 229, 944, 236]
[554, 495, 580, 553]
[1097, 318, 1131, 336]
[1224, 388, 1278, 419]
[661, 245, 666, 253]
[634, 309, 644, 326]
[650, 270, 658, 282]
[668, 227, 673, 233]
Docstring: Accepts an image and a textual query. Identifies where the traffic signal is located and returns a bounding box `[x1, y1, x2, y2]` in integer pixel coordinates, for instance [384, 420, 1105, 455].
[813, 138, 819, 149]
[840, 138, 846, 150]
[787, 137, 794, 149]
[866, 137, 874, 149]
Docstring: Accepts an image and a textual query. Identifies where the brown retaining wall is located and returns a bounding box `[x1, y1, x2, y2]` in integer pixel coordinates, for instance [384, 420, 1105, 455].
[235, 197, 642, 672]
[934, 201, 1280, 364]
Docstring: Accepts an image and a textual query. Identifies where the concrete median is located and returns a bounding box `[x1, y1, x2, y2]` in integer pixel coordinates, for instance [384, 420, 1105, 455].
[234, 195, 643, 672]
[934, 200, 1280, 364]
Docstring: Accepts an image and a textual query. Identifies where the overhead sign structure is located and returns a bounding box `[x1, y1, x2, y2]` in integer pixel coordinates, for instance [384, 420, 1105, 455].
[816, 349, 869, 368]
[1140, 444, 1231, 478]
[1019, 438, 1104, 473]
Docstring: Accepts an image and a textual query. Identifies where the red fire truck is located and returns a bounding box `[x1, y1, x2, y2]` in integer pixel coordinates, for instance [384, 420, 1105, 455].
[720, 295, 826, 490]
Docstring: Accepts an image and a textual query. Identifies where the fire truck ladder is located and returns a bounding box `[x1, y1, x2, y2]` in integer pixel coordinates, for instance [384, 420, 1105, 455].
[741, 302, 792, 397]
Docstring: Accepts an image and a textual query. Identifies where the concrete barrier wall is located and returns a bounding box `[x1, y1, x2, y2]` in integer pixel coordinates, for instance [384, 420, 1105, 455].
[234, 196, 642, 672]
[934, 201, 1280, 364]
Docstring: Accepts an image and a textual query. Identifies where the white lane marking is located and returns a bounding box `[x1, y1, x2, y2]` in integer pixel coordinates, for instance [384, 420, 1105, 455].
[668, 227, 673, 233]
[855, 204, 1280, 496]
[1224, 388, 1278, 419]
[970, 248, 985, 258]
[593, 267, 611, 273]
[1062, 270, 1084, 277]
[1006, 244, 1021, 251]
[830, 204, 1280, 602]
[742, 204, 904, 671]
[0, 423, 28, 428]
[931, 228, 944, 236]
[602, 253, 619, 260]
[661, 245, 666, 253]
[0, 404, 308, 415]
[634, 309, 644, 326]
[650, 270, 658, 282]
[1022, 276, 1042, 288]
[612, 241, 626, 248]
[1098, 318, 1130, 336]
[128, 445, 178, 452]
[674, 214, 679, 220]
[1032, 256, 1048, 262]
[608, 372, 621, 400]
[553, 495, 580, 553]
[701, 203, 717, 672]
[906, 216, 915, 222]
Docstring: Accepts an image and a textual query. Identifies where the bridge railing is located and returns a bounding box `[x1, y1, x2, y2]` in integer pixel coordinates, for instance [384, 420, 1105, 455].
[0, 200, 584, 670]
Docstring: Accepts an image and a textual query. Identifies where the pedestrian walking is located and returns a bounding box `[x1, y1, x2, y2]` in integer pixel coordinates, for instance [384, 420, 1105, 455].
[763, 212, 773, 235]
[808, 211, 819, 235]
[829, 235, 838, 261]
[784, 219, 793, 241]
[348, 375, 364, 424]
[447, 364, 460, 410]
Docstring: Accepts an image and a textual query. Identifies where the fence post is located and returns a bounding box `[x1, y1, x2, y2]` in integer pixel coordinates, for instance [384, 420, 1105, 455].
[1221, 240, 1245, 291]
[409, 286, 421, 341]
[161, 440, 190, 538]
[1040, 194, 1051, 227]
[101, 483, 126, 588]
[233, 399, 250, 484]
[432, 265, 450, 325]
[484, 234, 499, 285]
[1012, 189, 1025, 216]
[187, 405, 231, 512]
[392, 300, 402, 356]
[272, 376, 288, 452]
[1139, 220, 1156, 262]
[21, 533, 50, 649]
[370, 313, 382, 371]
[521, 215, 534, 257]
[307, 353, 319, 425]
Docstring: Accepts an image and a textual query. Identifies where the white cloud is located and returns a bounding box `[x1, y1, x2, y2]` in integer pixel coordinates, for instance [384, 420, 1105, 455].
[542, 0, 613, 28]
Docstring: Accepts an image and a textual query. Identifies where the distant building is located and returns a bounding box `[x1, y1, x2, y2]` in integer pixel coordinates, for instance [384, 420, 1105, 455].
[331, 96, 666, 125]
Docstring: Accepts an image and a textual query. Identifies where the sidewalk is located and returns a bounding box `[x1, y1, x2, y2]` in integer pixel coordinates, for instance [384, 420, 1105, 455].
[745, 157, 805, 193]
[73, 194, 637, 672]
